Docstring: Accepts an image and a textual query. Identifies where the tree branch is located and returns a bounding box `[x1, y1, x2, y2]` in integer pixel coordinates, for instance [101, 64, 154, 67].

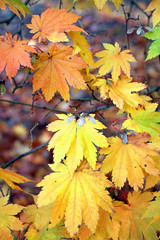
[142, 85, 160, 95]
[0, 98, 113, 115]
[1, 140, 50, 169]
[0, 98, 68, 113]
[131, 0, 150, 17]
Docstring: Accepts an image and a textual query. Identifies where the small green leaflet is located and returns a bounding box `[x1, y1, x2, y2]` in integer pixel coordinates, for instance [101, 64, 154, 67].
[2, 0, 31, 18]
[144, 25, 160, 60]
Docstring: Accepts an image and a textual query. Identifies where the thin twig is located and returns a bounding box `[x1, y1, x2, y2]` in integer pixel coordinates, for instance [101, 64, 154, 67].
[79, 104, 112, 115]
[143, 15, 152, 86]
[30, 99, 63, 146]
[121, 4, 130, 49]
[87, 84, 109, 105]
[131, 0, 149, 17]
[12, 72, 30, 93]
[0, 186, 5, 197]
[59, 0, 63, 9]
[0, 98, 113, 115]
[0, 98, 68, 113]
[141, 85, 160, 95]
[1, 140, 50, 169]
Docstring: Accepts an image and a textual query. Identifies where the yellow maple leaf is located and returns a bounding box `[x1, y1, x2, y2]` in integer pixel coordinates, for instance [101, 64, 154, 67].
[68, 31, 95, 68]
[94, 0, 122, 10]
[32, 44, 87, 102]
[47, 114, 108, 170]
[0, 31, 35, 82]
[95, 42, 136, 83]
[100, 132, 160, 190]
[145, 0, 160, 27]
[0, 195, 23, 240]
[94, 75, 146, 109]
[36, 162, 114, 237]
[114, 191, 159, 240]
[0, 168, 32, 191]
[26, 7, 86, 43]
[122, 104, 160, 140]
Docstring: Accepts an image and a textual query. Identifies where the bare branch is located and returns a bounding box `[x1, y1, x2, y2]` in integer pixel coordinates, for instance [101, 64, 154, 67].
[1, 140, 50, 169]
[0, 98, 68, 113]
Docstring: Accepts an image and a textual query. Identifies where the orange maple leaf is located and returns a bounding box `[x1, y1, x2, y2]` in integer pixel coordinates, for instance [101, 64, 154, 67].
[114, 191, 159, 240]
[32, 44, 87, 101]
[0, 32, 35, 82]
[26, 7, 87, 43]
[78, 208, 120, 240]
[0, 168, 32, 191]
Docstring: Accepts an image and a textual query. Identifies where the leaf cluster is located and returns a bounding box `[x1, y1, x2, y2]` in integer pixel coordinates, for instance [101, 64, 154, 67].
[0, 0, 160, 239]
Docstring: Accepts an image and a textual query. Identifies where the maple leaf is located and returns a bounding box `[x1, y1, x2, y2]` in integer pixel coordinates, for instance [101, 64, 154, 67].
[26, 7, 86, 43]
[32, 44, 87, 101]
[93, 75, 146, 109]
[68, 31, 95, 68]
[24, 204, 69, 240]
[0, 32, 35, 82]
[100, 132, 160, 190]
[0, 168, 32, 191]
[36, 162, 114, 237]
[114, 191, 159, 240]
[142, 196, 160, 226]
[95, 42, 136, 83]
[47, 114, 108, 170]
[94, 0, 122, 10]
[122, 105, 160, 140]
[78, 208, 120, 240]
[144, 25, 160, 60]
[0, 0, 30, 18]
[145, 0, 160, 27]
[0, 195, 23, 240]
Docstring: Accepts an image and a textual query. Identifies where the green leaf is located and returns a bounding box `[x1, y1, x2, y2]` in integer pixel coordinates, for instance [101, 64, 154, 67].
[146, 40, 160, 60]
[12, 0, 30, 13]
[144, 25, 160, 60]
[142, 197, 160, 219]
[122, 107, 160, 140]
[3, 0, 31, 18]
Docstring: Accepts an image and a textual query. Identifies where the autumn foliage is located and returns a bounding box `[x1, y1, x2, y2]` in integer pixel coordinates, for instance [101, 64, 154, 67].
[0, 0, 160, 239]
